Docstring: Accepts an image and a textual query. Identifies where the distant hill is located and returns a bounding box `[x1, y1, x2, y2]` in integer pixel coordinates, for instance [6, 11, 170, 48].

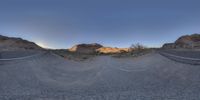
[0, 35, 42, 51]
[68, 43, 130, 54]
[97, 47, 129, 54]
[68, 43, 103, 54]
[163, 33, 200, 49]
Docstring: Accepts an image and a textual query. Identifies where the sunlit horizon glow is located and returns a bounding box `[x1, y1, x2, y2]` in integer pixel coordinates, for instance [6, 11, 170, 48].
[36, 42, 48, 48]
[36, 42, 58, 49]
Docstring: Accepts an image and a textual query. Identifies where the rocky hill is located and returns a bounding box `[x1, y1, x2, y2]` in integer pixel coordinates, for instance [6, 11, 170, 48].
[68, 43, 103, 54]
[97, 47, 129, 54]
[162, 33, 200, 49]
[68, 43, 130, 54]
[0, 35, 42, 51]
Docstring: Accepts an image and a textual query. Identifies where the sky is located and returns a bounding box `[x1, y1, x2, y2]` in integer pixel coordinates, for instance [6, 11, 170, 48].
[0, 0, 200, 49]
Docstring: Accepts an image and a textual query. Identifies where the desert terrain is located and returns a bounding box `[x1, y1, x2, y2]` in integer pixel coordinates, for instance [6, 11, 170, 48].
[0, 34, 200, 100]
[0, 50, 200, 100]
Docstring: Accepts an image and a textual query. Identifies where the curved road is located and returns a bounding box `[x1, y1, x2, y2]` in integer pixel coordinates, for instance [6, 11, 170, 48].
[159, 50, 200, 65]
[0, 52, 200, 100]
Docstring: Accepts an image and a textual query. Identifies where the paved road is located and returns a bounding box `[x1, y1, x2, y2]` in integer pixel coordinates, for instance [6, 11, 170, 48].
[159, 50, 200, 65]
[0, 50, 43, 59]
[161, 49, 200, 59]
[0, 52, 200, 100]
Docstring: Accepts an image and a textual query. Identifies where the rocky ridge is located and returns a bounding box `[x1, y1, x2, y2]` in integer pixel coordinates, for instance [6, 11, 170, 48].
[163, 33, 200, 49]
[69, 43, 130, 54]
[0, 35, 42, 51]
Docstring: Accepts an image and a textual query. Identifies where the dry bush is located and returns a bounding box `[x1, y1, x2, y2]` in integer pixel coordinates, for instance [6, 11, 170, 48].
[130, 43, 148, 55]
[52, 49, 95, 61]
[112, 43, 149, 58]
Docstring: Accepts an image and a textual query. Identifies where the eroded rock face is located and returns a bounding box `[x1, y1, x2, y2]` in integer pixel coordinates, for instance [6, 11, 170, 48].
[0, 35, 42, 51]
[176, 34, 200, 43]
[162, 43, 176, 49]
[97, 47, 129, 54]
[69, 43, 103, 54]
[162, 34, 200, 49]
[175, 34, 200, 48]
[68, 43, 130, 54]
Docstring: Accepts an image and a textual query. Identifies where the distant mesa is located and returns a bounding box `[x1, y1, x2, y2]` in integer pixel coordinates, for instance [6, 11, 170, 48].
[3, 33, 199, 53]
[0, 35, 43, 51]
[68, 43, 103, 54]
[0, 34, 130, 54]
[69, 43, 130, 54]
[162, 33, 200, 49]
[97, 47, 129, 54]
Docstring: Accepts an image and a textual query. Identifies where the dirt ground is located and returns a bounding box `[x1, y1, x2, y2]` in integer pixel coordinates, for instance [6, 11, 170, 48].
[0, 51, 200, 100]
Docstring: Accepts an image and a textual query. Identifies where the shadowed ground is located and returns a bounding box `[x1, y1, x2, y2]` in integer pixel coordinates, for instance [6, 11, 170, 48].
[0, 51, 200, 100]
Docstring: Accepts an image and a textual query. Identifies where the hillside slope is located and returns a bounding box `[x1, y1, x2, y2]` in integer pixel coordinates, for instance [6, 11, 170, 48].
[0, 35, 42, 51]
[68, 43, 130, 54]
[163, 33, 200, 49]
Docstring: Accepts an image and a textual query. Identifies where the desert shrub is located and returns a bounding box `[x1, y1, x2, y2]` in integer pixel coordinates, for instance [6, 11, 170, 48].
[130, 43, 147, 55]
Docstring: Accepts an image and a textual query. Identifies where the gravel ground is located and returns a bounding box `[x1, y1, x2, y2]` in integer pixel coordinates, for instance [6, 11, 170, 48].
[0, 50, 42, 59]
[0, 52, 200, 100]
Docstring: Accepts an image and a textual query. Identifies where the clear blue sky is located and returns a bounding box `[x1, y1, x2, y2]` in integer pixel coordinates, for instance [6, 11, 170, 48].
[0, 0, 200, 49]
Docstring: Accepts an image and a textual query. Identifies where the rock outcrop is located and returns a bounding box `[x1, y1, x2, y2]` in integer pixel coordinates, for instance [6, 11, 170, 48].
[162, 43, 176, 49]
[162, 33, 200, 49]
[69, 43, 130, 54]
[0, 35, 42, 51]
[97, 47, 129, 54]
[68, 43, 103, 54]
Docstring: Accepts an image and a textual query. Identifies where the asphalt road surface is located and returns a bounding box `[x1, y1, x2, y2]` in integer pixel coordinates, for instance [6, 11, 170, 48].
[0, 51, 200, 100]
[161, 49, 200, 59]
[0, 50, 42, 59]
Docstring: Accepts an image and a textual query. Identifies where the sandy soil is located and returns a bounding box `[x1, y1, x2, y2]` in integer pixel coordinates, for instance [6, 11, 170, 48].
[0, 52, 200, 100]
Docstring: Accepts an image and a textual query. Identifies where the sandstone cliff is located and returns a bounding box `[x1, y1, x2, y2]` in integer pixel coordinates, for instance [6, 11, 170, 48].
[68, 43, 103, 54]
[69, 43, 130, 54]
[97, 47, 129, 54]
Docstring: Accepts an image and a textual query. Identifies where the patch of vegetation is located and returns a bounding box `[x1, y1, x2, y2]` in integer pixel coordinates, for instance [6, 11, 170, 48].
[51, 49, 97, 61]
[52, 43, 153, 60]
[112, 43, 152, 58]
[190, 33, 200, 42]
